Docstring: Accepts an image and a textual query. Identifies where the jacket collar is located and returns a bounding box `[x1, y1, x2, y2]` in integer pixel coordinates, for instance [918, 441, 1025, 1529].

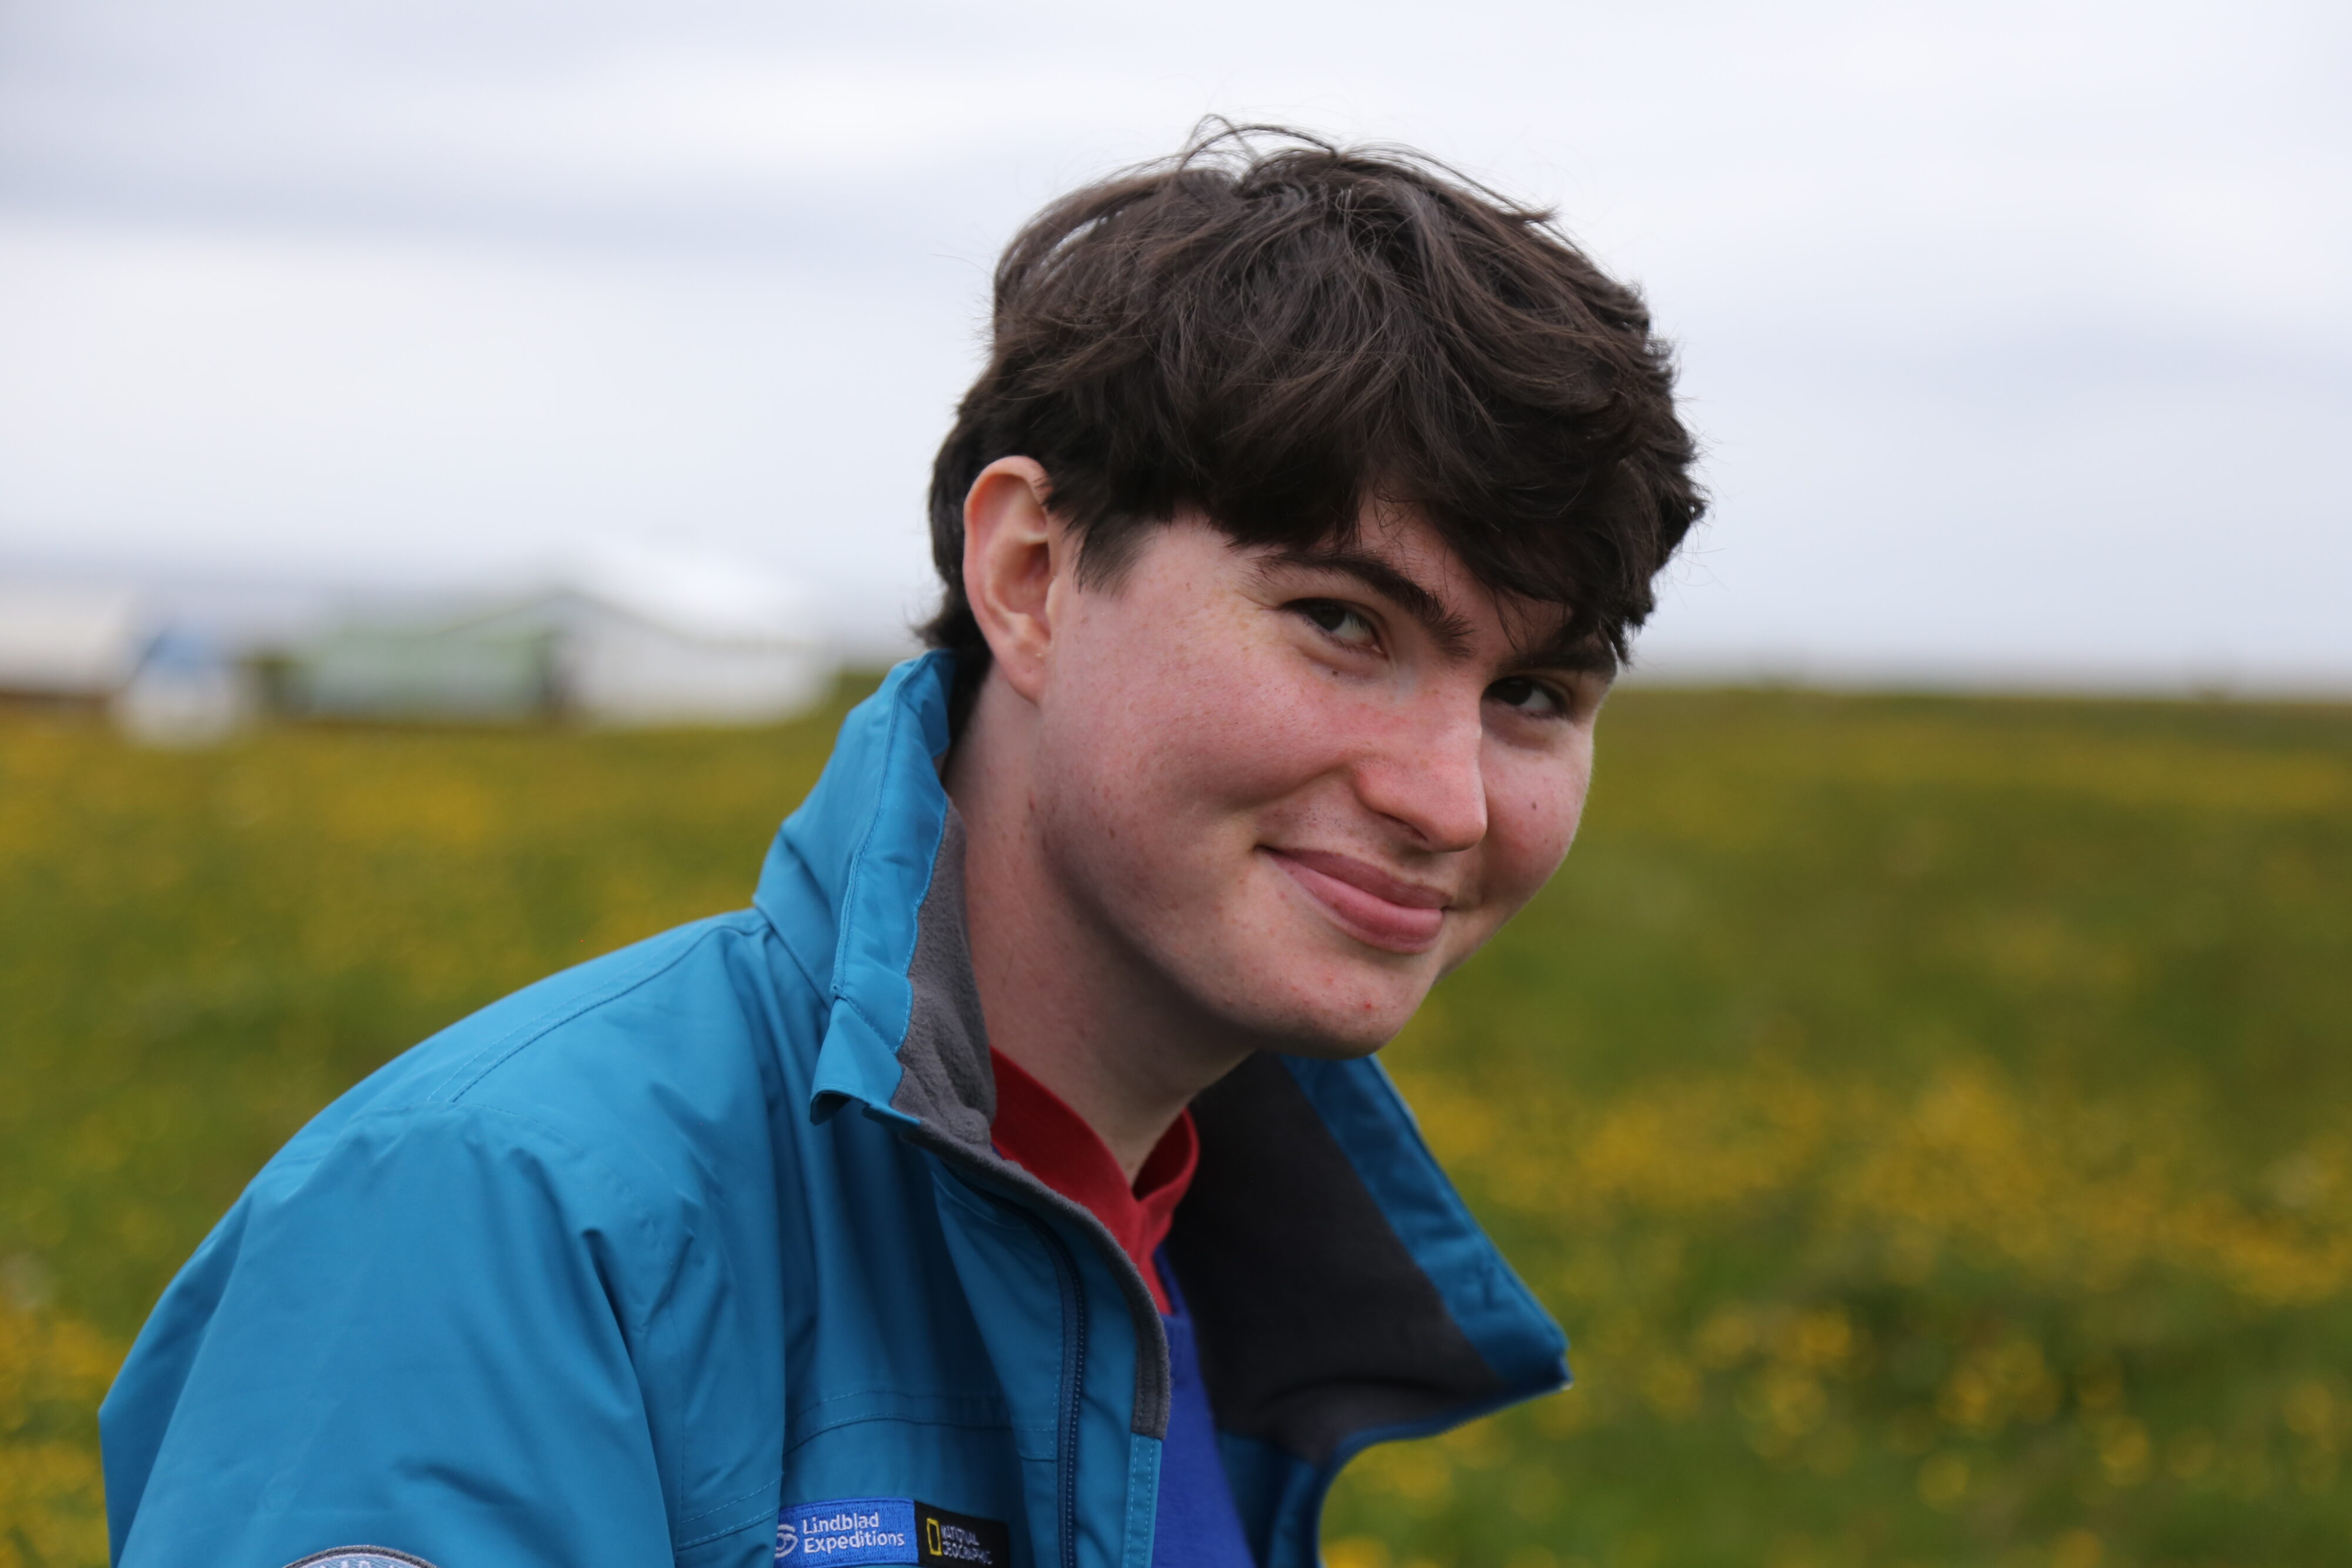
[756, 653, 990, 1138]
[756, 653, 1175, 1436]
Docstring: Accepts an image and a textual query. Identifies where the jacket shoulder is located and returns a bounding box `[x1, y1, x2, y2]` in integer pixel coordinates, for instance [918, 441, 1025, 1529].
[103, 910, 823, 1567]
[264, 908, 824, 1218]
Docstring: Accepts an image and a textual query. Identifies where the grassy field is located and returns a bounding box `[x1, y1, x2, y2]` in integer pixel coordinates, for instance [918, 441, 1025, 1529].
[4, 680, 2348, 1568]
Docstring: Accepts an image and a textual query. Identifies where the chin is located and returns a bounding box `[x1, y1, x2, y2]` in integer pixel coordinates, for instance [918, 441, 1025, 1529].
[1217, 951, 1432, 1061]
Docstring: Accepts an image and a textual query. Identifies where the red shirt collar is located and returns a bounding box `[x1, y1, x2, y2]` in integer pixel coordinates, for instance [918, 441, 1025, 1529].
[988, 1047, 1197, 1313]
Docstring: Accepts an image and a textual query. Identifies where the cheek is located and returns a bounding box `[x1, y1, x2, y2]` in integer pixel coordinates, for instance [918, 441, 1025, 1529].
[1479, 747, 1592, 910]
[1058, 610, 1339, 820]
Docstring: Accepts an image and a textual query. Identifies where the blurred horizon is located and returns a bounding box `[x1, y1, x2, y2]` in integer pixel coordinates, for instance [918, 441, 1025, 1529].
[3, 0, 2348, 694]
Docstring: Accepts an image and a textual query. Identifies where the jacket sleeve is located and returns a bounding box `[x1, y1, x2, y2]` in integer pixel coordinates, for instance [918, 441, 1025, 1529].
[105, 1102, 684, 1568]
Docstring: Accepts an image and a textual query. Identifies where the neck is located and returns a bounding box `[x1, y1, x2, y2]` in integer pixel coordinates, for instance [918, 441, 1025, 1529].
[946, 671, 1250, 1182]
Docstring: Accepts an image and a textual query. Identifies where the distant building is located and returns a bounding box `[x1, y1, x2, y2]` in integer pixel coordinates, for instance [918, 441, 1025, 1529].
[112, 630, 258, 745]
[281, 544, 836, 727]
[0, 583, 147, 701]
[280, 617, 554, 722]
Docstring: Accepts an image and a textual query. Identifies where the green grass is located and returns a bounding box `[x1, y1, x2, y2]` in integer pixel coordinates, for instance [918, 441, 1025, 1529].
[4, 681, 2348, 1568]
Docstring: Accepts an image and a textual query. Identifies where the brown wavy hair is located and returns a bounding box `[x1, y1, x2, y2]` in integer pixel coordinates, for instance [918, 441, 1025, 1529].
[923, 124, 1703, 696]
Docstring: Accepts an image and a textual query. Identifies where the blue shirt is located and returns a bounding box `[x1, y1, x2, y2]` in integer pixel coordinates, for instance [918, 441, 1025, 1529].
[1155, 1256, 1255, 1567]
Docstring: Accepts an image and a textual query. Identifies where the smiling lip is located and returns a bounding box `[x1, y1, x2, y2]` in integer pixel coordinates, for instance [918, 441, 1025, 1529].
[1264, 848, 1451, 954]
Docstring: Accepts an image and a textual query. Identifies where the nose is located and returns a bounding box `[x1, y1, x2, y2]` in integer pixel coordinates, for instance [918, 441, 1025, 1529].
[1351, 698, 1488, 854]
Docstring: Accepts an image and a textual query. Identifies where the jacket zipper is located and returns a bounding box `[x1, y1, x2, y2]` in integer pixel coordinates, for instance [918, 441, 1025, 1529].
[1013, 1208, 1087, 1568]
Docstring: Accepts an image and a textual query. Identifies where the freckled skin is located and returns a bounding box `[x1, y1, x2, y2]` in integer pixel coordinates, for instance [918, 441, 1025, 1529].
[949, 459, 1606, 1172]
[1031, 516, 1595, 1054]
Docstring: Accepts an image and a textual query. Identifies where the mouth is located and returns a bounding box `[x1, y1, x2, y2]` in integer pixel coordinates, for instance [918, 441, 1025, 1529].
[1263, 847, 1451, 955]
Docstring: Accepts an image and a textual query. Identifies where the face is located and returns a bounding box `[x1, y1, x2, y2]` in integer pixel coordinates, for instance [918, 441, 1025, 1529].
[1027, 507, 1608, 1057]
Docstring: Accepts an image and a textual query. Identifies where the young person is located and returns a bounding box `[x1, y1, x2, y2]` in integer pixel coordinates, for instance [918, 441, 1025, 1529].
[100, 128, 1701, 1568]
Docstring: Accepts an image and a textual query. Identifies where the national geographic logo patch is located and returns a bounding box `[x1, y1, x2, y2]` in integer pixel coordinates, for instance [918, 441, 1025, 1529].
[914, 1502, 1011, 1566]
[282, 1550, 442, 1568]
[775, 1497, 1011, 1567]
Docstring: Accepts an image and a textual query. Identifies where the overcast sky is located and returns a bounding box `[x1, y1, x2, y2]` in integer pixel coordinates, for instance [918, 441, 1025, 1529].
[1, 0, 2346, 682]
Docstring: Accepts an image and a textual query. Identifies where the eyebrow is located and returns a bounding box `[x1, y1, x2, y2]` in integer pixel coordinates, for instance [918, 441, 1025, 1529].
[1258, 546, 1620, 680]
[1258, 547, 1477, 656]
[1513, 630, 1621, 682]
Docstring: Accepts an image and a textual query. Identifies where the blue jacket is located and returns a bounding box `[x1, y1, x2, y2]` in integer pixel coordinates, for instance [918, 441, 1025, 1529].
[100, 653, 1568, 1568]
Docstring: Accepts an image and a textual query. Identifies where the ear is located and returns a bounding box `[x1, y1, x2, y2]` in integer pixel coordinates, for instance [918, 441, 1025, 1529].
[961, 456, 1070, 704]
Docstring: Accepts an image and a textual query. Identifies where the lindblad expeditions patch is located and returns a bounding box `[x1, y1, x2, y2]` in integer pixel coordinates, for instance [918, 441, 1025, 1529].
[776, 1496, 1011, 1566]
[282, 1551, 442, 1568]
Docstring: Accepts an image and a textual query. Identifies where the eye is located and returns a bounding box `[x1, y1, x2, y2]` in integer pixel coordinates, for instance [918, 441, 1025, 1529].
[1292, 599, 1378, 648]
[1487, 675, 1566, 718]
